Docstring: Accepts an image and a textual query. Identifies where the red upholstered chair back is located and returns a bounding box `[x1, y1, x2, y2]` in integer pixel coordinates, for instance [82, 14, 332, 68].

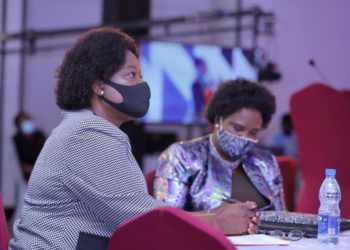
[145, 170, 156, 195]
[108, 206, 236, 250]
[290, 83, 350, 217]
[0, 193, 9, 250]
[276, 156, 298, 211]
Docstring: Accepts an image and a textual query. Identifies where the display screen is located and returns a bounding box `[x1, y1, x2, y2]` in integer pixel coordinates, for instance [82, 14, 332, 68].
[140, 40, 259, 124]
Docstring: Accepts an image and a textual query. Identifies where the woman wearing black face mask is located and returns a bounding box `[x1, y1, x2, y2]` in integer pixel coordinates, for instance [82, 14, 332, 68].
[154, 79, 285, 213]
[9, 27, 259, 250]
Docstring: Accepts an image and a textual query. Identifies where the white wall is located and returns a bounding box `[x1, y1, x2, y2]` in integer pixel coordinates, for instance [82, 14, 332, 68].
[1, 0, 26, 209]
[242, 0, 350, 140]
[24, 0, 103, 134]
[150, 0, 238, 46]
[1, 0, 102, 207]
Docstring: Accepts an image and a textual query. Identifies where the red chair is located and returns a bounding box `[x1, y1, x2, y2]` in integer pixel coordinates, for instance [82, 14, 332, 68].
[145, 170, 156, 195]
[108, 206, 236, 250]
[290, 83, 350, 217]
[0, 193, 9, 250]
[276, 156, 298, 211]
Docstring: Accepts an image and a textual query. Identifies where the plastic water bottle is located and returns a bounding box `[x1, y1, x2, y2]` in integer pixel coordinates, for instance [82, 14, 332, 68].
[317, 168, 341, 245]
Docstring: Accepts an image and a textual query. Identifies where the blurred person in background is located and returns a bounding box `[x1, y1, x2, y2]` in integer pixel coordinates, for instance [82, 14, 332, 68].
[13, 111, 46, 182]
[191, 58, 213, 123]
[268, 113, 298, 157]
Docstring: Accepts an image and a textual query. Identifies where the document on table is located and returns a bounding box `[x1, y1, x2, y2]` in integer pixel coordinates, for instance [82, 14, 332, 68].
[227, 234, 290, 246]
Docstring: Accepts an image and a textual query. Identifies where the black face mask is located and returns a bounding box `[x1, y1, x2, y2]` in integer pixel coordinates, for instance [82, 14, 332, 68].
[100, 79, 151, 118]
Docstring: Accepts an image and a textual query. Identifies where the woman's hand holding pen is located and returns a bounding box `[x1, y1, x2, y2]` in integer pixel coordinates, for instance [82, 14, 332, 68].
[210, 200, 260, 235]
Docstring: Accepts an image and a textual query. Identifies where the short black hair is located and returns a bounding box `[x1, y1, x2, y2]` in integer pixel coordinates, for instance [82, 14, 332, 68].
[14, 111, 30, 127]
[55, 26, 138, 110]
[282, 113, 292, 125]
[205, 78, 276, 128]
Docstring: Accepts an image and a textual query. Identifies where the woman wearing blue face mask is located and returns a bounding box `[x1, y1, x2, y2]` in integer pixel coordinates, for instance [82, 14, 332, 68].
[13, 112, 46, 182]
[154, 79, 286, 212]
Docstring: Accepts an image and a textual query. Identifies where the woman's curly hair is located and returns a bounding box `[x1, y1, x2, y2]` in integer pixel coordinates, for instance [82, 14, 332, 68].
[205, 78, 276, 128]
[55, 26, 138, 110]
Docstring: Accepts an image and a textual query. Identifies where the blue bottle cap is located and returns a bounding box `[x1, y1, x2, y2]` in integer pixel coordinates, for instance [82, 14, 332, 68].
[325, 168, 336, 176]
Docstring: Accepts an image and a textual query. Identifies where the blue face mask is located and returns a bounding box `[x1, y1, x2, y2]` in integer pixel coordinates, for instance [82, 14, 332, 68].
[20, 120, 37, 135]
[100, 79, 151, 118]
[216, 117, 257, 161]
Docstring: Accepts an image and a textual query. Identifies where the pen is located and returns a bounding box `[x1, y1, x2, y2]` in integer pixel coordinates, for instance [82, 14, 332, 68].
[211, 189, 258, 210]
[211, 188, 241, 204]
[218, 196, 260, 212]
[210, 193, 241, 204]
[220, 197, 240, 204]
[211, 193, 260, 212]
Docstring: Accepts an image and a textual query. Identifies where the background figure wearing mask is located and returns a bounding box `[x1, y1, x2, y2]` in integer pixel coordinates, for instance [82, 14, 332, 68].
[269, 113, 299, 157]
[13, 111, 46, 182]
[191, 58, 212, 123]
[154, 79, 286, 212]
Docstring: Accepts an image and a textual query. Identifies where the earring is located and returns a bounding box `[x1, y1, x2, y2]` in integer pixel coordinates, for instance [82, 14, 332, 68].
[99, 90, 104, 96]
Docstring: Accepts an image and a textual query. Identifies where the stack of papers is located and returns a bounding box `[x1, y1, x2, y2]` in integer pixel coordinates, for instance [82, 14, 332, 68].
[227, 234, 290, 246]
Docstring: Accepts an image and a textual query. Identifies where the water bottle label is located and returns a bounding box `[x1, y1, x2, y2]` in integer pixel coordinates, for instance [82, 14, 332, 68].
[318, 214, 340, 235]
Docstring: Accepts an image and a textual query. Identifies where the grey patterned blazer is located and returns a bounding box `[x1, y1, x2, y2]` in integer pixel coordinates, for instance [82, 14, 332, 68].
[9, 109, 162, 249]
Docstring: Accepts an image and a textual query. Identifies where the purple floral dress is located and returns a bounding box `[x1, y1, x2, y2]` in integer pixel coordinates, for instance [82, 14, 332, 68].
[153, 134, 286, 211]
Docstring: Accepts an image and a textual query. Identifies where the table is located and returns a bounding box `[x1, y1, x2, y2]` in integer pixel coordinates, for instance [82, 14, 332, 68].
[235, 231, 350, 250]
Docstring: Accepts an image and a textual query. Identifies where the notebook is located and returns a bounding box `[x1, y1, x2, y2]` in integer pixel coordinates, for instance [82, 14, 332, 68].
[259, 211, 350, 238]
[227, 234, 290, 246]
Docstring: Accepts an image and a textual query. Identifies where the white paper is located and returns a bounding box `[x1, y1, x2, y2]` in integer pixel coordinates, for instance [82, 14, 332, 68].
[227, 234, 291, 246]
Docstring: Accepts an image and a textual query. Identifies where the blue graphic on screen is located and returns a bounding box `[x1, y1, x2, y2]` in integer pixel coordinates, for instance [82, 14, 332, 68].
[140, 41, 258, 124]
